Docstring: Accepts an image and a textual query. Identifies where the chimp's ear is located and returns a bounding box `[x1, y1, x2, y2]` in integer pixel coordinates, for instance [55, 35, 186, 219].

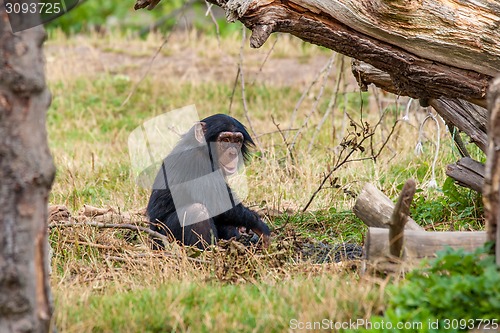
[194, 122, 206, 143]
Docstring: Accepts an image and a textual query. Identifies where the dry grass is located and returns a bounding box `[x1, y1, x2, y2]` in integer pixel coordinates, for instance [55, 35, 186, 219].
[45, 29, 478, 331]
[51, 219, 387, 332]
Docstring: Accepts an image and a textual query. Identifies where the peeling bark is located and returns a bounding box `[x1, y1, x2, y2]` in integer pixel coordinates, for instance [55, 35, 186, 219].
[205, 0, 495, 105]
[0, 9, 55, 332]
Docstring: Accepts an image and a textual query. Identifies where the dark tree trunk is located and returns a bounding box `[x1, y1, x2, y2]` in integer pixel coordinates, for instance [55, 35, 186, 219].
[0, 9, 55, 333]
[484, 77, 500, 264]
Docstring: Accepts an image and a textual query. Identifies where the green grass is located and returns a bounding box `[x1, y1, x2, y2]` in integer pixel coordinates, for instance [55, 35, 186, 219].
[46, 30, 486, 332]
[55, 274, 384, 333]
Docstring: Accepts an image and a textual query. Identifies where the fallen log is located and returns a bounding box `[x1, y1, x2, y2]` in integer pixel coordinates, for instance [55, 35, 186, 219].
[366, 228, 487, 261]
[353, 183, 424, 231]
[446, 157, 485, 193]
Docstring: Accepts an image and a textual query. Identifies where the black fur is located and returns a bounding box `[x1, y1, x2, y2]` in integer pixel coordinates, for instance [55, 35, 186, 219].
[147, 114, 270, 249]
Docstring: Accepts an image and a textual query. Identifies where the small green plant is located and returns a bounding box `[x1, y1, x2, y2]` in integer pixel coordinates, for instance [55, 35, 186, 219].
[411, 178, 483, 230]
[361, 244, 499, 332]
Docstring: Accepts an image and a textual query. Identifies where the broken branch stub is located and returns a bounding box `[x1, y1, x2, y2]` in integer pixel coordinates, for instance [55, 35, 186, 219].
[388, 179, 416, 257]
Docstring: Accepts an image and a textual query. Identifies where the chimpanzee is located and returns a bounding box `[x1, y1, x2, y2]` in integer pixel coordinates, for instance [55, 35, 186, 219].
[147, 114, 271, 250]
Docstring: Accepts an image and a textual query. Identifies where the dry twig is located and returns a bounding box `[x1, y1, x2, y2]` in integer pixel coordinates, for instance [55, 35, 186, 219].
[49, 221, 169, 245]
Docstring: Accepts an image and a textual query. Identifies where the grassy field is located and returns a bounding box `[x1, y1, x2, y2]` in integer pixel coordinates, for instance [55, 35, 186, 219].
[46, 29, 485, 332]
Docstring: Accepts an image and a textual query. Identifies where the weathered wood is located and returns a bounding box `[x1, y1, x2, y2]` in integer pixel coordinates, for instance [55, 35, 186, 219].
[353, 183, 424, 231]
[351, 60, 397, 94]
[388, 179, 416, 257]
[429, 98, 488, 150]
[484, 76, 500, 265]
[211, 0, 500, 75]
[353, 59, 490, 141]
[215, 0, 493, 105]
[288, 0, 500, 76]
[352, 60, 489, 147]
[0, 10, 54, 332]
[136, 0, 496, 105]
[446, 157, 485, 193]
[366, 228, 487, 261]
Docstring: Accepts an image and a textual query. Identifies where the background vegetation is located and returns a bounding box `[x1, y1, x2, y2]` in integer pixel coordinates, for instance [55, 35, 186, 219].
[45, 2, 495, 332]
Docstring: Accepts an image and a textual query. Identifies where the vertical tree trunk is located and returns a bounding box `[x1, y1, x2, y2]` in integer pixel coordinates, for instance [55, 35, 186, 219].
[484, 77, 500, 265]
[0, 9, 55, 333]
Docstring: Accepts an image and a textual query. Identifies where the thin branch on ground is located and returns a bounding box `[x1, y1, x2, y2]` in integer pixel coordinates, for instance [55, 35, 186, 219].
[62, 239, 116, 250]
[302, 104, 400, 212]
[49, 221, 169, 244]
[345, 122, 399, 164]
[106, 253, 209, 264]
[302, 130, 374, 212]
